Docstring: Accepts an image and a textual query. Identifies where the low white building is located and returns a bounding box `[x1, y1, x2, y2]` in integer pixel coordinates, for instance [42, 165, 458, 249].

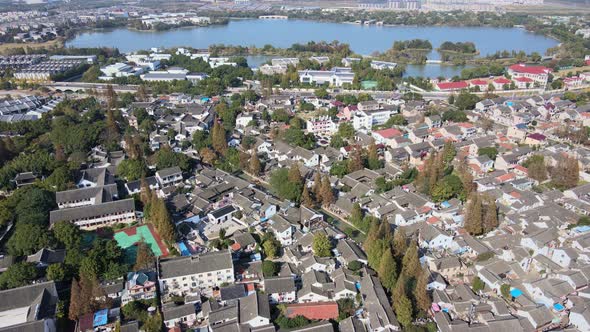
[298, 68, 355, 87]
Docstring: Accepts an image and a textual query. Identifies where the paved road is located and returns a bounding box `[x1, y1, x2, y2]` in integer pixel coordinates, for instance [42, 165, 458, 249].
[43, 82, 140, 93]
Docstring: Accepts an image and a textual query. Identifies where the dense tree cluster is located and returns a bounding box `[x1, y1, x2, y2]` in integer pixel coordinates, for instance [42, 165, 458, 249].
[463, 193, 499, 235]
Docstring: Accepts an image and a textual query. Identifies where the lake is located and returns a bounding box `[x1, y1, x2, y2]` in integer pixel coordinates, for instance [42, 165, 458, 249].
[66, 19, 558, 78]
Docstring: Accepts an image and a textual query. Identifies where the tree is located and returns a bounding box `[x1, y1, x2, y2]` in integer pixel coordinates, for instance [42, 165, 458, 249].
[551, 155, 579, 189]
[117, 159, 147, 181]
[249, 150, 261, 176]
[338, 123, 355, 139]
[288, 163, 303, 186]
[312, 232, 332, 257]
[454, 91, 480, 110]
[367, 142, 382, 170]
[401, 241, 420, 278]
[348, 146, 364, 173]
[314, 87, 329, 99]
[482, 195, 498, 233]
[472, 276, 485, 293]
[134, 241, 155, 271]
[431, 174, 464, 202]
[500, 284, 511, 299]
[393, 229, 407, 260]
[464, 193, 483, 235]
[262, 260, 279, 277]
[47, 263, 67, 282]
[349, 203, 363, 227]
[320, 175, 334, 206]
[378, 245, 398, 291]
[394, 293, 413, 328]
[211, 120, 228, 156]
[0, 262, 38, 290]
[270, 168, 303, 202]
[478, 147, 498, 160]
[415, 268, 431, 312]
[301, 184, 314, 208]
[524, 155, 547, 182]
[262, 239, 279, 259]
[7, 223, 54, 256]
[348, 260, 362, 271]
[312, 172, 322, 202]
[69, 278, 82, 320]
[53, 220, 82, 250]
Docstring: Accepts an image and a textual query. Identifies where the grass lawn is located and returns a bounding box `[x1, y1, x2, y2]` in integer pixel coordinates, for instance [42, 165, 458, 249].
[0, 38, 63, 54]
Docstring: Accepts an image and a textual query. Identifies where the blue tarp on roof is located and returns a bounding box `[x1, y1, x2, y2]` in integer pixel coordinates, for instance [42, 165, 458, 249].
[93, 309, 108, 327]
[554, 303, 565, 311]
[510, 289, 523, 298]
[574, 225, 590, 233]
[441, 201, 451, 208]
[178, 242, 190, 256]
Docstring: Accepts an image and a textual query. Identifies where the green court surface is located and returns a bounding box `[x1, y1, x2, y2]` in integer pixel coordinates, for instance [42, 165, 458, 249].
[114, 225, 165, 264]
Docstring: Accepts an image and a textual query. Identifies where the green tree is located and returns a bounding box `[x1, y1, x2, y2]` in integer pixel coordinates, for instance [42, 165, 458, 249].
[472, 276, 485, 293]
[338, 122, 355, 139]
[454, 91, 480, 110]
[500, 284, 511, 299]
[53, 220, 82, 250]
[47, 263, 67, 282]
[117, 159, 147, 181]
[314, 87, 329, 99]
[0, 262, 38, 290]
[401, 241, 420, 278]
[367, 142, 382, 170]
[415, 268, 431, 312]
[478, 147, 498, 160]
[378, 245, 398, 291]
[262, 260, 279, 277]
[7, 223, 53, 256]
[312, 232, 332, 257]
[395, 293, 413, 328]
[262, 239, 279, 259]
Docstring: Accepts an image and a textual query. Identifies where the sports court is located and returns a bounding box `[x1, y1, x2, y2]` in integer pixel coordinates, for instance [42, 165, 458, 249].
[114, 224, 169, 264]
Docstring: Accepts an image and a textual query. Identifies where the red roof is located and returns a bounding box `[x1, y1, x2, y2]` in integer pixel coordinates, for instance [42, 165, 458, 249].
[493, 77, 511, 84]
[508, 63, 552, 75]
[374, 128, 402, 139]
[286, 302, 339, 320]
[471, 79, 488, 85]
[437, 81, 469, 90]
[527, 133, 546, 141]
[514, 77, 533, 83]
[586, 60, 590, 66]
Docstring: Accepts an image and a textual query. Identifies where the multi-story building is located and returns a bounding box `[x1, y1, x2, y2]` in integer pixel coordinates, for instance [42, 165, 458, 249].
[306, 115, 337, 135]
[158, 250, 234, 298]
[155, 166, 183, 188]
[122, 271, 158, 305]
[507, 63, 552, 87]
[298, 68, 355, 87]
[49, 198, 136, 230]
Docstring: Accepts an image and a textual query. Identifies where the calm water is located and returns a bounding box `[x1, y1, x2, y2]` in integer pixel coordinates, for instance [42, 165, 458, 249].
[67, 19, 558, 78]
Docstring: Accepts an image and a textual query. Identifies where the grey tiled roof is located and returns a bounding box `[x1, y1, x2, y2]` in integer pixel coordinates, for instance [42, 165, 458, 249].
[49, 198, 135, 225]
[159, 250, 233, 279]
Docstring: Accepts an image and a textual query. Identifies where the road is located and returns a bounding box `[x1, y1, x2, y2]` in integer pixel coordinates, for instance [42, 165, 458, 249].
[42, 82, 140, 93]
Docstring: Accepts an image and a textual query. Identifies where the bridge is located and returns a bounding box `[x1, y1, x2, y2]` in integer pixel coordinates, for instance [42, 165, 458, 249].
[43, 82, 140, 93]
